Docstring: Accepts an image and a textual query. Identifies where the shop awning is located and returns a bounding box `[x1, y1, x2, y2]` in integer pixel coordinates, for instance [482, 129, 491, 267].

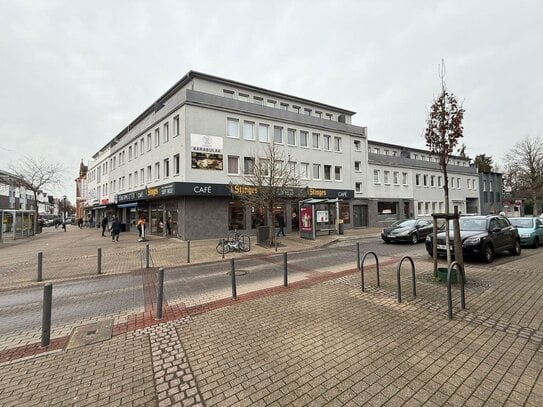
[117, 203, 138, 208]
[92, 205, 107, 210]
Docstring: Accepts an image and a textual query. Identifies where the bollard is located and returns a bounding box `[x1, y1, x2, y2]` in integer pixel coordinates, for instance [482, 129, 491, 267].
[97, 248, 102, 275]
[145, 244, 150, 269]
[230, 258, 237, 300]
[222, 239, 225, 259]
[37, 252, 43, 282]
[275, 237, 278, 252]
[156, 268, 164, 319]
[187, 240, 191, 264]
[283, 252, 288, 287]
[41, 283, 53, 347]
[356, 242, 360, 270]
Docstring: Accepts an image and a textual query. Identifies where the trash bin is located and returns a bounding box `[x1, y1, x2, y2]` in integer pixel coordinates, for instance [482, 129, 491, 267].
[338, 219, 344, 235]
[257, 226, 272, 244]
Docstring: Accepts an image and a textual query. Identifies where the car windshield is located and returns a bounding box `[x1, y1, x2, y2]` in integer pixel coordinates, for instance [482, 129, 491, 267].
[453, 218, 487, 231]
[391, 219, 417, 228]
[509, 218, 533, 228]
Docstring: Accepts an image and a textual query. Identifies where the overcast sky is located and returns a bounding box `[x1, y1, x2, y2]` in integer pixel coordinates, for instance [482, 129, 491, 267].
[1, 0, 542, 202]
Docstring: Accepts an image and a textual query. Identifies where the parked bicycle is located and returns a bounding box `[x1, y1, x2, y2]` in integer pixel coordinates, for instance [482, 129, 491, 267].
[216, 230, 251, 253]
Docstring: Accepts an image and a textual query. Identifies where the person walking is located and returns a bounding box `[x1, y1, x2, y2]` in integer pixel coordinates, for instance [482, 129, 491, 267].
[166, 217, 172, 235]
[276, 212, 286, 237]
[111, 217, 121, 242]
[101, 216, 108, 237]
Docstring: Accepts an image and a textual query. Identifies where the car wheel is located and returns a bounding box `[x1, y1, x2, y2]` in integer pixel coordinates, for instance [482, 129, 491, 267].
[482, 244, 494, 263]
[509, 240, 521, 256]
[533, 237, 539, 249]
[410, 233, 418, 245]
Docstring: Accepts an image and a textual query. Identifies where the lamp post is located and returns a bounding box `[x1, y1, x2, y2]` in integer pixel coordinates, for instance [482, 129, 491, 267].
[62, 195, 67, 223]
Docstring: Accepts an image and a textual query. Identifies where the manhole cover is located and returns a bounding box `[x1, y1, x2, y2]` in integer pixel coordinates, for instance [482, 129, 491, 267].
[226, 270, 248, 276]
[67, 319, 114, 349]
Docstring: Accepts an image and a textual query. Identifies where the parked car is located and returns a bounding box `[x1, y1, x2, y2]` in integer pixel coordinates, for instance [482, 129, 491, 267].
[509, 217, 543, 248]
[381, 219, 433, 244]
[425, 215, 521, 263]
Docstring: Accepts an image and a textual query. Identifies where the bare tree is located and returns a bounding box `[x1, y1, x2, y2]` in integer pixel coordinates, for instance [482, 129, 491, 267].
[424, 60, 465, 266]
[7, 157, 64, 232]
[504, 136, 543, 214]
[230, 143, 304, 245]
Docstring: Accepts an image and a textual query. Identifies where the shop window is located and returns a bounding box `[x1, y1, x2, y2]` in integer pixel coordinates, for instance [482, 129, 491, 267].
[378, 202, 397, 215]
[340, 202, 350, 224]
[228, 202, 245, 230]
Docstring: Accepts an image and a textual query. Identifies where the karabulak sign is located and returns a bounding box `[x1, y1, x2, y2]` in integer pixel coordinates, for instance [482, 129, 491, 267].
[191, 133, 223, 170]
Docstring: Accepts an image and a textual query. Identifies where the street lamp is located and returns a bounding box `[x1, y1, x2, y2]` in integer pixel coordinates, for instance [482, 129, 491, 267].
[62, 195, 67, 222]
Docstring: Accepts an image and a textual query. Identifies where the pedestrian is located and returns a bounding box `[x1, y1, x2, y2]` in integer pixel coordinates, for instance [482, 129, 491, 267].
[62, 220, 66, 232]
[137, 217, 145, 238]
[166, 217, 172, 235]
[78, 218, 83, 228]
[101, 216, 108, 237]
[276, 212, 286, 237]
[111, 217, 121, 242]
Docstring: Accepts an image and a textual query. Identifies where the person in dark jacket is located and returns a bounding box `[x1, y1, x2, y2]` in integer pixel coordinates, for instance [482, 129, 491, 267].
[111, 217, 121, 242]
[101, 216, 108, 237]
[275, 212, 286, 237]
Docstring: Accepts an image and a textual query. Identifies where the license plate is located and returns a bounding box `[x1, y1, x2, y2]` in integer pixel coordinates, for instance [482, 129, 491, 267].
[437, 244, 453, 250]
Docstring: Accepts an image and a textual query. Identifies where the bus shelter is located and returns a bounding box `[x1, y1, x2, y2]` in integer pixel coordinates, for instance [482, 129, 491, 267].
[299, 198, 340, 240]
[0, 210, 35, 242]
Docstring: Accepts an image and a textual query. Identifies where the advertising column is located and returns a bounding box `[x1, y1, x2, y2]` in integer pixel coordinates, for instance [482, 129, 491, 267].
[299, 203, 315, 240]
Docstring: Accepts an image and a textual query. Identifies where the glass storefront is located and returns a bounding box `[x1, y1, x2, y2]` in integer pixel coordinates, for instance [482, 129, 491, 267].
[1, 210, 35, 241]
[229, 202, 245, 230]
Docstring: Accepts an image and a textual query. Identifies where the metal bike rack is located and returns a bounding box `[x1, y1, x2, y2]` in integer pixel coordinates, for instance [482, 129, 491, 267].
[396, 256, 416, 303]
[446, 261, 466, 320]
[360, 251, 380, 292]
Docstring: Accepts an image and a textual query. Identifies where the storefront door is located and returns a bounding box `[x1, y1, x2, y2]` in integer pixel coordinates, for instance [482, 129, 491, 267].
[353, 205, 368, 227]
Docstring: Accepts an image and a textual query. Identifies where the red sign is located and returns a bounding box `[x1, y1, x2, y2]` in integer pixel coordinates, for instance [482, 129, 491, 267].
[300, 206, 313, 233]
[100, 198, 109, 204]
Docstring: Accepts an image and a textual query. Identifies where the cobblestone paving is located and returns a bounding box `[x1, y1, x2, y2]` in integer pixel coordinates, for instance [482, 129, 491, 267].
[0, 333, 157, 406]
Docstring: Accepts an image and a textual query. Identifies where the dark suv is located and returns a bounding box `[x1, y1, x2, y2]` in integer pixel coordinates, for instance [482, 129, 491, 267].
[425, 215, 521, 263]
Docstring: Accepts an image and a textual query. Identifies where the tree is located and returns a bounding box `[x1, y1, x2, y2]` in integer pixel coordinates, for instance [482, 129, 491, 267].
[474, 154, 493, 173]
[7, 157, 64, 233]
[424, 60, 465, 266]
[504, 136, 543, 215]
[230, 143, 304, 245]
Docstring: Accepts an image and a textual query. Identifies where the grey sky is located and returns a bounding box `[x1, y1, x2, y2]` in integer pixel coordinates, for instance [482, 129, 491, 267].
[1, 0, 542, 202]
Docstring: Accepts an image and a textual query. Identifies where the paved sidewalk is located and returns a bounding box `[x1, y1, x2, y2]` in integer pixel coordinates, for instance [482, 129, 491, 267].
[1, 228, 542, 406]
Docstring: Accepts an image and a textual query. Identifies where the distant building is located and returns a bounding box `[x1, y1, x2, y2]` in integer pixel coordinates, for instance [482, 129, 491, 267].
[75, 160, 88, 221]
[478, 171, 505, 215]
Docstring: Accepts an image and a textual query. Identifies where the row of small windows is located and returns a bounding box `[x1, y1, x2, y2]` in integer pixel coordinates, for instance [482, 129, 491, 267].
[415, 174, 478, 190]
[417, 201, 445, 216]
[227, 118, 347, 152]
[223, 89, 338, 121]
[226, 155, 344, 182]
[90, 116, 181, 181]
[371, 147, 469, 166]
[373, 170, 409, 186]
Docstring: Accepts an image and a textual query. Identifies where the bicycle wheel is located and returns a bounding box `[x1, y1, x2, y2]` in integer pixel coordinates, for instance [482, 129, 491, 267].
[216, 241, 231, 254]
[239, 235, 251, 252]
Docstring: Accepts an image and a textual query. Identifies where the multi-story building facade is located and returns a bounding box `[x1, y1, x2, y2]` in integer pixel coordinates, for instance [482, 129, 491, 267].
[366, 141, 479, 224]
[479, 171, 504, 215]
[75, 160, 88, 221]
[85, 71, 481, 239]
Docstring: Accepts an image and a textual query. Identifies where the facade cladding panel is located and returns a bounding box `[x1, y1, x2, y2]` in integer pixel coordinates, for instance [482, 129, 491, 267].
[85, 71, 482, 239]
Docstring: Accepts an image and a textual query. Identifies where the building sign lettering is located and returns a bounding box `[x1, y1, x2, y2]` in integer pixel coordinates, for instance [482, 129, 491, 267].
[147, 187, 159, 197]
[307, 188, 327, 198]
[194, 186, 212, 194]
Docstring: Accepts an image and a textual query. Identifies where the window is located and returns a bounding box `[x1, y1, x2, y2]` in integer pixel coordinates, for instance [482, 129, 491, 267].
[312, 133, 320, 149]
[238, 93, 249, 102]
[483, 180, 487, 192]
[259, 159, 270, 176]
[423, 175, 428, 186]
[227, 118, 239, 138]
[418, 202, 423, 216]
[253, 96, 263, 105]
[147, 134, 151, 151]
[315, 111, 322, 118]
[155, 162, 160, 180]
[147, 165, 152, 182]
[374, 169, 380, 184]
[128, 146, 132, 161]
[173, 154, 180, 176]
[163, 123, 169, 143]
[267, 99, 276, 107]
[335, 166, 342, 181]
[140, 138, 144, 155]
[258, 124, 269, 142]
[300, 131, 308, 147]
[134, 171, 138, 186]
[324, 165, 332, 180]
[273, 126, 283, 143]
[378, 202, 397, 215]
[292, 105, 301, 113]
[155, 128, 160, 147]
[128, 173, 132, 189]
[334, 136, 341, 152]
[243, 121, 254, 140]
[438, 176, 442, 187]
[354, 140, 361, 151]
[355, 182, 362, 193]
[384, 171, 390, 184]
[164, 158, 169, 178]
[431, 175, 435, 187]
[280, 103, 289, 110]
[134, 142, 138, 158]
[313, 164, 321, 179]
[304, 108, 311, 116]
[300, 162, 309, 179]
[467, 179, 471, 189]
[354, 161, 361, 172]
[140, 169, 144, 185]
[374, 148, 380, 154]
[425, 202, 430, 215]
[173, 115, 180, 137]
[489, 180, 492, 191]
[223, 89, 234, 98]
[416, 174, 421, 186]
[393, 172, 399, 185]
[243, 157, 254, 175]
[287, 129, 296, 145]
[402, 172, 408, 185]
[326, 113, 333, 120]
[323, 135, 331, 150]
[385, 150, 389, 156]
[228, 156, 239, 174]
[288, 161, 296, 176]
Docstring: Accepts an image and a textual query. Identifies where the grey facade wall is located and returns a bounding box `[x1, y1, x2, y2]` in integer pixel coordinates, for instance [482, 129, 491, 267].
[181, 197, 229, 240]
[479, 172, 504, 214]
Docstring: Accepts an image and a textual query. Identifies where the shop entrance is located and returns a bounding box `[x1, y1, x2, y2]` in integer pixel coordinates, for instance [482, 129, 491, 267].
[353, 205, 368, 227]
